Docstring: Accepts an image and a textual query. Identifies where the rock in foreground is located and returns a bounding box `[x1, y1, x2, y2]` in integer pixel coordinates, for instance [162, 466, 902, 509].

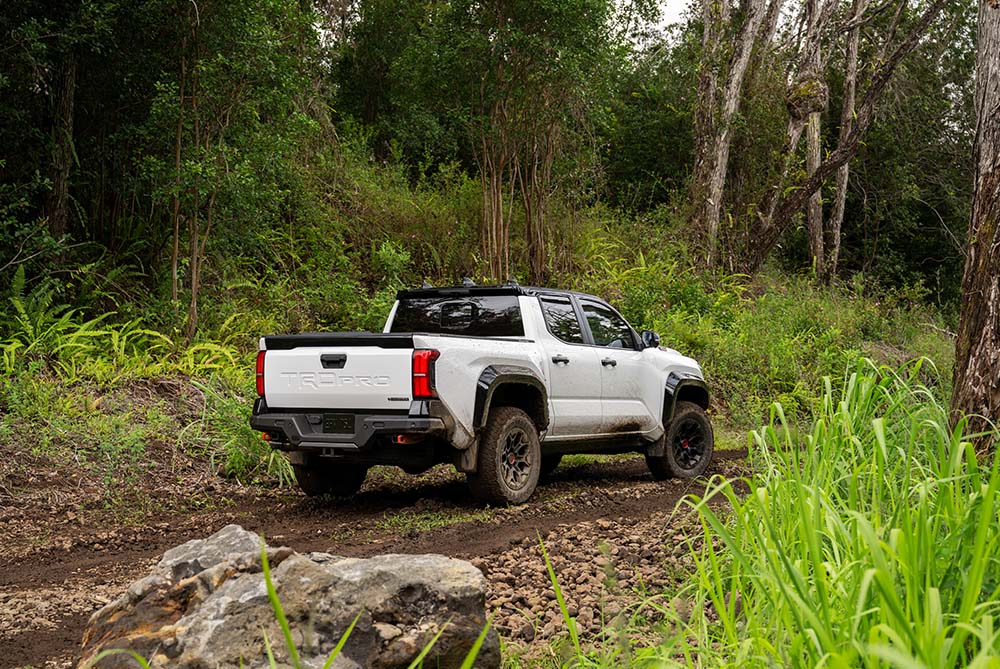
[79, 524, 498, 669]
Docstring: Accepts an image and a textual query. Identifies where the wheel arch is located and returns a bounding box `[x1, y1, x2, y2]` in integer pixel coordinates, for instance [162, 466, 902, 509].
[474, 365, 549, 433]
[662, 372, 710, 424]
[649, 373, 711, 458]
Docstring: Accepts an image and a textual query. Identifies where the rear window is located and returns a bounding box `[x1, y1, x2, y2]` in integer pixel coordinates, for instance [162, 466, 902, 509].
[389, 295, 524, 337]
[540, 297, 584, 344]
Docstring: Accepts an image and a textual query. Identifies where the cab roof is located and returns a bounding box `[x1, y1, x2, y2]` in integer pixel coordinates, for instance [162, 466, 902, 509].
[396, 283, 599, 301]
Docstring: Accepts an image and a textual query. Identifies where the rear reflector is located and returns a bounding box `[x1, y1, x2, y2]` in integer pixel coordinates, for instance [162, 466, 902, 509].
[412, 349, 440, 400]
[255, 350, 266, 397]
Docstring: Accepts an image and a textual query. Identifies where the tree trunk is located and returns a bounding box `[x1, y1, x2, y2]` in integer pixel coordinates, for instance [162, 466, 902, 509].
[46, 55, 77, 243]
[519, 125, 556, 285]
[950, 0, 1000, 444]
[171, 40, 187, 304]
[688, 0, 723, 259]
[805, 21, 825, 274]
[805, 111, 824, 271]
[185, 30, 202, 343]
[743, 0, 949, 272]
[475, 91, 513, 281]
[824, 0, 865, 283]
[753, 0, 831, 263]
[689, 0, 768, 268]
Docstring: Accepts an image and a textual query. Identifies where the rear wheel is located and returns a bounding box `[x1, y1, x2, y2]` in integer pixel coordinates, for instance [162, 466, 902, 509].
[292, 460, 369, 497]
[467, 407, 541, 505]
[646, 401, 714, 480]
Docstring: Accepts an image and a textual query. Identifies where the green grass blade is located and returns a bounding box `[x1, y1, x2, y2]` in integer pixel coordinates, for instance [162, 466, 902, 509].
[458, 621, 493, 669]
[260, 537, 301, 669]
[321, 612, 362, 669]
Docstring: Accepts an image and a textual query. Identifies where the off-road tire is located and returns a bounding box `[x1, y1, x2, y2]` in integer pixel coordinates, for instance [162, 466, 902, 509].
[467, 407, 541, 505]
[646, 401, 714, 480]
[292, 461, 368, 497]
[540, 454, 562, 478]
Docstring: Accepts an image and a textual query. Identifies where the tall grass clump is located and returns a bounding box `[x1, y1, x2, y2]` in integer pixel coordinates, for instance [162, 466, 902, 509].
[685, 359, 1000, 667]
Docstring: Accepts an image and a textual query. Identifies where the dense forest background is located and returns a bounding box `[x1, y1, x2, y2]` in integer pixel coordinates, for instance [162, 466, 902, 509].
[1, 0, 975, 328]
[0, 0, 979, 487]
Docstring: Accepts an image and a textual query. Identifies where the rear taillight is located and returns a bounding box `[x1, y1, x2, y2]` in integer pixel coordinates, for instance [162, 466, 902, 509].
[255, 350, 266, 397]
[412, 349, 440, 400]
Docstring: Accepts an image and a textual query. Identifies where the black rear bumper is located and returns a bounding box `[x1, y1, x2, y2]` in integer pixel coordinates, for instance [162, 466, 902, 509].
[249, 398, 448, 453]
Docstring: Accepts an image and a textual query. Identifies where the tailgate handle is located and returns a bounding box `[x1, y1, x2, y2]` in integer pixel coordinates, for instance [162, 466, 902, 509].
[320, 353, 347, 369]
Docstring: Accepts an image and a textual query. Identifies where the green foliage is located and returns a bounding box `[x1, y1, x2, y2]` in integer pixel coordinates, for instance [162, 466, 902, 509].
[196, 378, 294, 487]
[564, 220, 953, 427]
[679, 361, 1000, 667]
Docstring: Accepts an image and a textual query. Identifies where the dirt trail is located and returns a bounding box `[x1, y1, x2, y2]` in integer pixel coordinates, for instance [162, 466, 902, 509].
[1, 450, 747, 669]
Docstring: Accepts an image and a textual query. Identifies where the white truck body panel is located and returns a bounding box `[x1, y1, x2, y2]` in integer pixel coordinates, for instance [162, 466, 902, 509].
[414, 338, 544, 449]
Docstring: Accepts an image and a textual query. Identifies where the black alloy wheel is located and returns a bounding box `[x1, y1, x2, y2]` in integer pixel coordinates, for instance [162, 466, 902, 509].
[467, 406, 542, 505]
[645, 400, 714, 480]
[671, 416, 707, 471]
[500, 428, 534, 491]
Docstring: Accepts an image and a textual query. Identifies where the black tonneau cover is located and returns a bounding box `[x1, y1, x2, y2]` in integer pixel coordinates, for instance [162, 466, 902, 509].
[262, 332, 414, 350]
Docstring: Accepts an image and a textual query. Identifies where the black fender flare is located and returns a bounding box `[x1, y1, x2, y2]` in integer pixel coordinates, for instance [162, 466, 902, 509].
[649, 372, 710, 457]
[473, 364, 549, 431]
[662, 372, 710, 423]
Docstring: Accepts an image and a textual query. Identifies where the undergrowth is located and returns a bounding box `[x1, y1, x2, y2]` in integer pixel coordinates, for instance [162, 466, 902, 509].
[674, 360, 1000, 667]
[499, 361, 1000, 667]
[0, 227, 955, 501]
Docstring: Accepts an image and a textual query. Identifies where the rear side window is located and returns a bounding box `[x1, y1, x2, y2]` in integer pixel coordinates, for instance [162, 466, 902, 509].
[390, 295, 524, 337]
[540, 297, 584, 344]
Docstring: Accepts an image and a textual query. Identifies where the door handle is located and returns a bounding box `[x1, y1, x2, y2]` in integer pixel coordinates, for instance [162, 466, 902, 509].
[601, 357, 618, 367]
[551, 354, 570, 365]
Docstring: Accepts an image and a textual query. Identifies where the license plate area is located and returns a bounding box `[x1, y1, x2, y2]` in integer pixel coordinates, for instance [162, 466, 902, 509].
[322, 413, 354, 434]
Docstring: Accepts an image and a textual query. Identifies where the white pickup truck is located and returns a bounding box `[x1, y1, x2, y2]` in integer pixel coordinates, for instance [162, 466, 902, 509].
[250, 283, 713, 504]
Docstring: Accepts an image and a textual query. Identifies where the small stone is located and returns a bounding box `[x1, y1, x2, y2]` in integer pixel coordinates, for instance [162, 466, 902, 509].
[375, 623, 403, 642]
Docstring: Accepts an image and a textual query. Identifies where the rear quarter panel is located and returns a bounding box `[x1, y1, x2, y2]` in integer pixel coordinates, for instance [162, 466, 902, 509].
[413, 333, 546, 449]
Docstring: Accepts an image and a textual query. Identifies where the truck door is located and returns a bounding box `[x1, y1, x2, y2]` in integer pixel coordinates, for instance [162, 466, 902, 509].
[537, 295, 603, 438]
[578, 298, 659, 434]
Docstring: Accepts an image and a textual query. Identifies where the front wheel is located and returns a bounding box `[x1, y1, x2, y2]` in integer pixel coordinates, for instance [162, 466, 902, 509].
[292, 460, 368, 497]
[467, 407, 541, 505]
[646, 401, 714, 480]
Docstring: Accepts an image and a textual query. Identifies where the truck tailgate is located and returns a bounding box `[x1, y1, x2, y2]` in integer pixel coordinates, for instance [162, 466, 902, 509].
[262, 336, 414, 410]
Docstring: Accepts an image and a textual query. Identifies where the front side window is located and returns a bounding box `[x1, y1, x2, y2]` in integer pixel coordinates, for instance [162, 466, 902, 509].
[581, 301, 635, 349]
[540, 297, 584, 344]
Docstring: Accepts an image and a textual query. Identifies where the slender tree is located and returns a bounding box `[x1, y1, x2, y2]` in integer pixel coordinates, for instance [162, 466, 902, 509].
[951, 0, 1000, 442]
[823, 0, 866, 282]
[804, 0, 829, 274]
[754, 0, 835, 254]
[689, 0, 773, 268]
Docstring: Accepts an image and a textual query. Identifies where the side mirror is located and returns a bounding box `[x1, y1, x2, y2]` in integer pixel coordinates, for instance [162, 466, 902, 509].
[640, 330, 661, 349]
